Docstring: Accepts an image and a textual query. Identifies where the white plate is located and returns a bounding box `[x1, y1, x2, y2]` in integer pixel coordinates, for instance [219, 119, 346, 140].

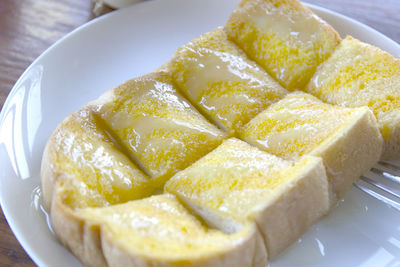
[0, 0, 399, 266]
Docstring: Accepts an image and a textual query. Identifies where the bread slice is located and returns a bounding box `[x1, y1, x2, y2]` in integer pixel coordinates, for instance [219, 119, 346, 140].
[240, 92, 383, 202]
[40, 107, 154, 211]
[165, 27, 287, 134]
[224, 0, 341, 91]
[165, 138, 329, 259]
[51, 192, 267, 267]
[92, 72, 226, 187]
[305, 36, 400, 160]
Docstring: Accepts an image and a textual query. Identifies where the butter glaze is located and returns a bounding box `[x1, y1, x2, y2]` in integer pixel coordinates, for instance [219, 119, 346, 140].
[168, 28, 287, 134]
[96, 72, 226, 186]
[75, 194, 259, 264]
[305, 36, 400, 160]
[241, 92, 383, 202]
[225, 0, 341, 90]
[41, 108, 153, 210]
[241, 93, 356, 160]
[39, 0, 389, 266]
[166, 138, 329, 258]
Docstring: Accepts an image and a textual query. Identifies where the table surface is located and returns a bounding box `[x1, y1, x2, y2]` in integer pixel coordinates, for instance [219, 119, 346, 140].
[0, 0, 399, 265]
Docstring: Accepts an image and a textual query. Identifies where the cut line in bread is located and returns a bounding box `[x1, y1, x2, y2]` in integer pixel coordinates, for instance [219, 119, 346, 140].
[40, 107, 155, 211]
[225, 0, 341, 91]
[164, 27, 287, 135]
[52, 191, 267, 267]
[40, 0, 395, 265]
[305, 36, 400, 160]
[165, 138, 330, 258]
[240, 92, 383, 202]
[92, 72, 227, 187]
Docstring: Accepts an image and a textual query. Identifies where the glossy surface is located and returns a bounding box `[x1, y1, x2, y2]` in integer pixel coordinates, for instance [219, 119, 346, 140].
[305, 36, 400, 159]
[166, 138, 326, 227]
[166, 138, 294, 230]
[225, 0, 340, 90]
[166, 138, 329, 258]
[168, 28, 287, 134]
[42, 107, 153, 210]
[96, 72, 225, 186]
[76, 194, 255, 262]
[240, 92, 383, 201]
[241, 93, 357, 160]
[0, 0, 400, 266]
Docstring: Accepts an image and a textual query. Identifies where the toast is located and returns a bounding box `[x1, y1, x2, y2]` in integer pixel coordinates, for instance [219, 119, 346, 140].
[240, 92, 383, 202]
[305, 36, 400, 160]
[225, 0, 341, 90]
[51, 192, 266, 267]
[40, 0, 393, 266]
[165, 27, 287, 134]
[166, 138, 329, 258]
[92, 72, 226, 186]
[40, 107, 154, 211]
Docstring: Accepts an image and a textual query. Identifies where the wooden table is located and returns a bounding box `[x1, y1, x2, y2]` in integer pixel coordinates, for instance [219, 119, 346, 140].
[0, 0, 399, 265]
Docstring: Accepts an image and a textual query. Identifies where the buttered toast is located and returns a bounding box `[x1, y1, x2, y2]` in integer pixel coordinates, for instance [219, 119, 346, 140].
[164, 28, 287, 134]
[92, 72, 226, 187]
[225, 0, 341, 90]
[305, 36, 400, 160]
[40, 0, 399, 266]
[240, 93, 382, 202]
[166, 138, 329, 258]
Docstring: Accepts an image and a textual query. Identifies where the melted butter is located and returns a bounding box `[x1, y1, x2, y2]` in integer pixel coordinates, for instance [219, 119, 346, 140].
[37, 3, 398, 264]
[51, 108, 154, 209]
[75, 194, 251, 258]
[241, 93, 354, 160]
[165, 138, 295, 224]
[150, 80, 192, 111]
[171, 28, 287, 133]
[305, 36, 400, 147]
[225, 0, 340, 90]
[250, 2, 322, 45]
[99, 72, 226, 186]
[183, 48, 269, 100]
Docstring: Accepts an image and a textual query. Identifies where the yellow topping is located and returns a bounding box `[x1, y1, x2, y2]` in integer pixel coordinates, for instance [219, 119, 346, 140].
[77, 194, 255, 263]
[225, 0, 340, 90]
[169, 28, 287, 133]
[165, 138, 329, 259]
[97, 72, 226, 186]
[305, 36, 400, 145]
[166, 138, 294, 228]
[50, 108, 153, 209]
[240, 93, 356, 160]
[41, 1, 391, 265]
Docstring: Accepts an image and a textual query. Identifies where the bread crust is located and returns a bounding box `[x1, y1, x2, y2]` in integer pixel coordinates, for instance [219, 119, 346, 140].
[101, 222, 265, 267]
[51, 189, 108, 267]
[310, 107, 383, 202]
[40, 0, 394, 265]
[50, 189, 264, 267]
[251, 156, 329, 258]
[305, 36, 400, 160]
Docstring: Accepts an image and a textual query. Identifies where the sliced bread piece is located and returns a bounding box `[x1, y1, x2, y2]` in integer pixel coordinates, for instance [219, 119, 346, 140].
[93, 72, 226, 187]
[51, 192, 267, 267]
[224, 0, 340, 90]
[41, 107, 154, 211]
[165, 27, 287, 135]
[240, 92, 383, 202]
[305, 36, 400, 160]
[165, 138, 329, 259]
